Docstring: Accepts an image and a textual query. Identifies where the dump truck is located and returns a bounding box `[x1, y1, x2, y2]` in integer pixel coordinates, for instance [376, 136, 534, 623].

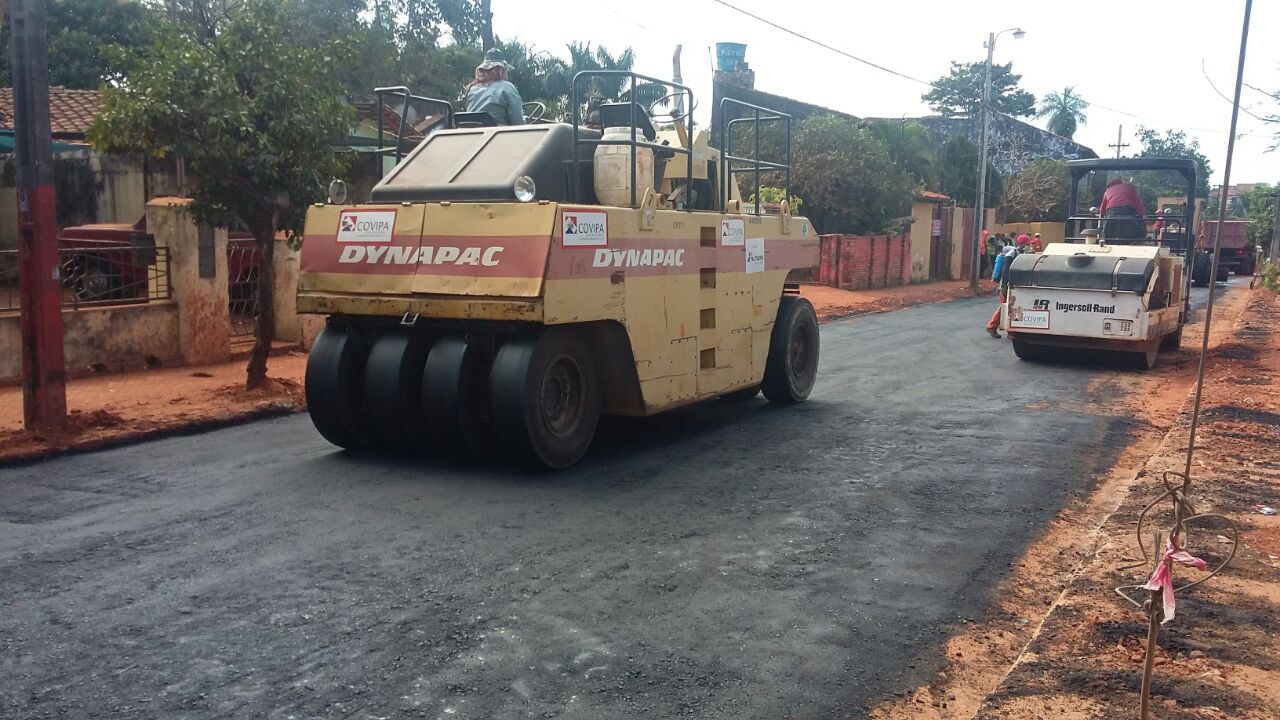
[296, 73, 820, 468]
[1001, 158, 1196, 369]
[1198, 219, 1254, 281]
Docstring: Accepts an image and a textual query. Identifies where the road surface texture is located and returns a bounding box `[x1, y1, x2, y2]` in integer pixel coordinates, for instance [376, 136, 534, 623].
[0, 283, 1233, 719]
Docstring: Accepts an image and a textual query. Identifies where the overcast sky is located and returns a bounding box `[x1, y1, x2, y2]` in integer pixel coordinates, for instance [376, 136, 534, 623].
[492, 0, 1279, 186]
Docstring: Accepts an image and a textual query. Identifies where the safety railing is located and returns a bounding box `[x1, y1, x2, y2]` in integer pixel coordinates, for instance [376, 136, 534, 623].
[719, 98, 791, 216]
[0, 245, 172, 312]
[373, 86, 456, 165]
[571, 70, 695, 209]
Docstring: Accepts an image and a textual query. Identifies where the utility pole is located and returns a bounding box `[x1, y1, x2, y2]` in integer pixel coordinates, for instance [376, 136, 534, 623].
[971, 33, 995, 291]
[1269, 191, 1279, 263]
[1108, 125, 1129, 158]
[479, 0, 494, 50]
[971, 27, 1023, 291]
[10, 0, 67, 430]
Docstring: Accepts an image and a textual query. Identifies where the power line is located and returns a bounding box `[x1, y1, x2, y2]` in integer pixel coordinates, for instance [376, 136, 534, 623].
[706, 0, 931, 86]
[1201, 60, 1273, 123]
[703, 0, 1265, 141]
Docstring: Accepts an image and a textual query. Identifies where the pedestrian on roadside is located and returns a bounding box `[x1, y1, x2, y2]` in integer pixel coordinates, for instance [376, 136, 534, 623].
[986, 244, 1020, 338]
[981, 228, 994, 278]
[1030, 232, 1043, 253]
[1016, 232, 1031, 252]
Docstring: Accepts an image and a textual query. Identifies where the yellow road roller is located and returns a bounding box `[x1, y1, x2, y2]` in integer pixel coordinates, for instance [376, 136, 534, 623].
[297, 73, 820, 468]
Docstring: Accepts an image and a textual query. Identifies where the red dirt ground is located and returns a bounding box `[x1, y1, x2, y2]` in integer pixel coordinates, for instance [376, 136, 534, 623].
[0, 353, 307, 464]
[801, 280, 997, 320]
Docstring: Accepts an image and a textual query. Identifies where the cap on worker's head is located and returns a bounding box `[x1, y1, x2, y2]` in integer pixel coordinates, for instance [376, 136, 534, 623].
[1107, 177, 1123, 187]
[478, 48, 513, 70]
[1034, 232, 1041, 237]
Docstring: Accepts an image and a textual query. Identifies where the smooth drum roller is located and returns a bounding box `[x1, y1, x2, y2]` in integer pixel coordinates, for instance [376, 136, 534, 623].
[422, 336, 490, 458]
[305, 324, 374, 450]
[762, 296, 820, 404]
[490, 328, 602, 469]
[362, 330, 433, 454]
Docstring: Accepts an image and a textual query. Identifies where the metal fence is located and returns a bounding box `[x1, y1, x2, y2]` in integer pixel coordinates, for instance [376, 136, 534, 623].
[1, 245, 172, 312]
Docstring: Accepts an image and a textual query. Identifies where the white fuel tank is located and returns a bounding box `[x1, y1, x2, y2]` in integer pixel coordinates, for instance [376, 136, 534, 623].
[594, 127, 653, 207]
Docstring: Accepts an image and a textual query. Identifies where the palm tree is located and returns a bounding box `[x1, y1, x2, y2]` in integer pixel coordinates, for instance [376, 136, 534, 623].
[1037, 87, 1089, 140]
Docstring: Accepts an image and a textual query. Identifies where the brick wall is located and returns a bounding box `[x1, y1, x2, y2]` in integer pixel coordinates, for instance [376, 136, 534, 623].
[816, 234, 911, 291]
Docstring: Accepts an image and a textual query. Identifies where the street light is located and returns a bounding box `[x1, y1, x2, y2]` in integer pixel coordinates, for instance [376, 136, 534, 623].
[971, 26, 1025, 291]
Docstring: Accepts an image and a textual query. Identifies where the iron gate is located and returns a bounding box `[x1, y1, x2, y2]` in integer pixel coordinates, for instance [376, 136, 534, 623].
[226, 242, 260, 339]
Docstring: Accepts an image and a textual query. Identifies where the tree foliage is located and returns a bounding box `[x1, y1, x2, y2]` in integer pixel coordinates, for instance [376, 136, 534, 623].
[1241, 183, 1276, 249]
[1132, 126, 1213, 199]
[89, 0, 350, 388]
[866, 119, 937, 188]
[937, 135, 1002, 208]
[1001, 159, 1070, 222]
[1036, 87, 1088, 139]
[0, 0, 153, 89]
[922, 61, 1036, 119]
[790, 114, 916, 234]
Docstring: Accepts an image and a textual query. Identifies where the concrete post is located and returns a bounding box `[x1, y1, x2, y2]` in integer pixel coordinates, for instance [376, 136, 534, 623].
[146, 198, 231, 366]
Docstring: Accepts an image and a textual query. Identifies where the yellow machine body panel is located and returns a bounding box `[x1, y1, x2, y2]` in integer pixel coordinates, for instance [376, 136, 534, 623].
[298, 201, 817, 414]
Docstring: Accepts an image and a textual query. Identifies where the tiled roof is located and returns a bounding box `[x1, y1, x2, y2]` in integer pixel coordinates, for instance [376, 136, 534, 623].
[0, 86, 102, 137]
[917, 190, 951, 203]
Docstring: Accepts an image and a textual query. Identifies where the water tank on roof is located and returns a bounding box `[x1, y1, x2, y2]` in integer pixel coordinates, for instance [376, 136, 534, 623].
[715, 42, 747, 72]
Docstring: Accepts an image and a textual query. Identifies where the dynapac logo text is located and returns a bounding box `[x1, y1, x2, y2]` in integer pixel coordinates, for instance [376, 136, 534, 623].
[338, 245, 503, 266]
[592, 248, 685, 268]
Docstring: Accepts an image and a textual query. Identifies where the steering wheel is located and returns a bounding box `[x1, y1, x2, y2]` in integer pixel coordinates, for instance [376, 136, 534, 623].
[648, 92, 695, 124]
[522, 101, 547, 123]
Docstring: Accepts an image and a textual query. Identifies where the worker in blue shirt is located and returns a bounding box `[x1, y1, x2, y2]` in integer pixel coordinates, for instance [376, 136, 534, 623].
[463, 49, 526, 126]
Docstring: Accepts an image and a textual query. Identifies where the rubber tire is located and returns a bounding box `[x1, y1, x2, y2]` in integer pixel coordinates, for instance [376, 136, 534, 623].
[422, 336, 490, 458]
[1160, 327, 1183, 351]
[1192, 251, 1211, 288]
[363, 331, 432, 454]
[762, 296, 820, 405]
[305, 324, 374, 451]
[1011, 338, 1043, 362]
[490, 328, 602, 469]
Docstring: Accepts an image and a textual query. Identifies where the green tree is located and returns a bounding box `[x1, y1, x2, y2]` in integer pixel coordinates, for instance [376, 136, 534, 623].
[0, 0, 153, 88]
[1241, 183, 1276, 249]
[922, 61, 1036, 119]
[89, 0, 350, 388]
[866, 119, 937, 188]
[1132, 127, 1213, 198]
[1036, 87, 1088, 139]
[937, 135, 1002, 208]
[790, 114, 916, 234]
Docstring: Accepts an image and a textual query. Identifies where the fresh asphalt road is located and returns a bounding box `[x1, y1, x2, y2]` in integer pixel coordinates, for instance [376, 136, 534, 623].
[0, 280, 1237, 719]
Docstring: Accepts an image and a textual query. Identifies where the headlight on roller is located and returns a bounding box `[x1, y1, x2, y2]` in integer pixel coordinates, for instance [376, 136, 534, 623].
[514, 175, 536, 203]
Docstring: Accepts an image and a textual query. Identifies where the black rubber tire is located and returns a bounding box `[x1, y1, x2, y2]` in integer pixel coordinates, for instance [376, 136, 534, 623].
[490, 328, 602, 469]
[762, 296, 820, 404]
[1192, 251, 1211, 287]
[363, 330, 432, 454]
[1160, 327, 1183, 351]
[1011, 338, 1046, 362]
[305, 324, 374, 451]
[422, 336, 490, 459]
